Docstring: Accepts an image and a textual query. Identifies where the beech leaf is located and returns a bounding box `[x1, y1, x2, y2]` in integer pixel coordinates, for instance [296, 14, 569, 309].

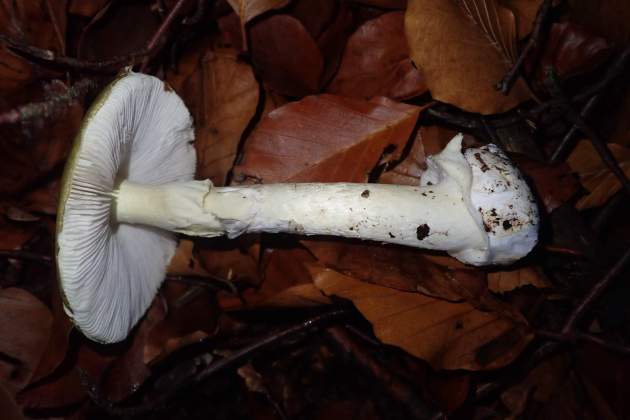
[311, 266, 532, 370]
[327, 12, 427, 100]
[180, 49, 260, 186]
[567, 140, 630, 209]
[405, 0, 532, 114]
[0, 288, 52, 393]
[226, 0, 291, 24]
[488, 266, 550, 294]
[232, 94, 420, 183]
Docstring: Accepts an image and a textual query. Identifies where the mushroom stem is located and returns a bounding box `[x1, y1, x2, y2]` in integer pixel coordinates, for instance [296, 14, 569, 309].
[114, 179, 486, 254]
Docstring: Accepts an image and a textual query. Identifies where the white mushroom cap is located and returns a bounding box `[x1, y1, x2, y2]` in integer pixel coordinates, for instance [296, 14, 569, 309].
[57, 71, 195, 343]
[464, 143, 539, 264]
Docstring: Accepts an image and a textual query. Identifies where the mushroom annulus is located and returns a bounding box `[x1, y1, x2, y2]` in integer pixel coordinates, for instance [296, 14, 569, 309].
[57, 71, 539, 343]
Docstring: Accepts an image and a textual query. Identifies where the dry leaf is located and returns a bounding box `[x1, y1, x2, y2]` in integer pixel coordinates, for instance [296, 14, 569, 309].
[233, 94, 420, 183]
[0, 382, 25, 420]
[226, 0, 290, 24]
[405, 0, 531, 114]
[167, 239, 211, 277]
[347, 0, 407, 8]
[0, 0, 67, 92]
[327, 12, 427, 100]
[68, 0, 110, 17]
[568, 0, 630, 46]
[250, 14, 324, 96]
[488, 266, 549, 293]
[255, 283, 332, 308]
[501, 0, 543, 39]
[517, 158, 581, 213]
[459, 0, 519, 63]
[304, 239, 486, 302]
[0, 288, 52, 393]
[188, 49, 259, 185]
[311, 266, 532, 370]
[567, 140, 630, 209]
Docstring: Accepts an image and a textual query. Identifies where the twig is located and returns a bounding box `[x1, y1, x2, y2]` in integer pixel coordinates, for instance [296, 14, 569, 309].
[549, 46, 630, 163]
[544, 68, 630, 198]
[140, 0, 191, 72]
[83, 308, 350, 416]
[0, 78, 97, 125]
[496, 0, 553, 95]
[0, 33, 148, 72]
[0, 250, 52, 265]
[183, 0, 207, 25]
[536, 329, 630, 355]
[562, 246, 630, 333]
[327, 326, 442, 419]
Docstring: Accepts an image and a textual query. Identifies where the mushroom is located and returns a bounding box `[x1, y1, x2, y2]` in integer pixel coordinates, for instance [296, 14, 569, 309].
[57, 71, 539, 343]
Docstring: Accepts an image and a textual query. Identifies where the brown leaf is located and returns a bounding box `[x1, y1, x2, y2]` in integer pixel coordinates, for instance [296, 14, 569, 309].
[459, 0, 519, 63]
[77, 1, 159, 60]
[517, 158, 581, 213]
[311, 266, 531, 370]
[568, 0, 630, 46]
[226, 0, 291, 24]
[0, 1, 67, 92]
[183, 49, 260, 186]
[250, 14, 324, 97]
[487, 266, 550, 293]
[233, 94, 420, 183]
[327, 12, 427, 100]
[167, 239, 211, 277]
[0, 383, 25, 420]
[303, 239, 485, 302]
[405, 0, 532, 114]
[0, 86, 83, 195]
[567, 140, 630, 209]
[501, 0, 543, 39]
[0, 288, 52, 393]
[348, 0, 407, 8]
[68, 0, 110, 17]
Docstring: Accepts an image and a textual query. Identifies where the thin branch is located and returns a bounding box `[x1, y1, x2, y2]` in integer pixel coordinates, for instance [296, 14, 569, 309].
[140, 0, 191, 72]
[0, 33, 148, 72]
[496, 0, 553, 95]
[562, 246, 630, 333]
[549, 46, 630, 163]
[0, 250, 52, 265]
[83, 308, 350, 416]
[327, 325, 442, 419]
[183, 0, 207, 25]
[536, 329, 630, 355]
[0, 78, 97, 125]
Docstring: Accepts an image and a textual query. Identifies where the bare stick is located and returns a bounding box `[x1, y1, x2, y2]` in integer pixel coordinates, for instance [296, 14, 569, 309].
[496, 0, 553, 95]
[0, 78, 97, 125]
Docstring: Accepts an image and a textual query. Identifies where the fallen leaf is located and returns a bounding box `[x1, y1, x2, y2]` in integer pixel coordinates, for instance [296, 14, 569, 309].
[488, 266, 550, 293]
[0, 0, 67, 92]
[0, 288, 52, 393]
[68, 0, 111, 17]
[167, 239, 211, 277]
[304, 239, 486, 302]
[568, 0, 630, 46]
[233, 94, 420, 183]
[347, 0, 407, 8]
[182, 49, 260, 186]
[517, 158, 581, 213]
[250, 14, 324, 96]
[501, 0, 542, 39]
[255, 283, 332, 308]
[567, 140, 630, 209]
[405, 0, 532, 113]
[327, 12, 427, 100]
[0, 382, 26, 420]
[77, 1, 159, 60]
[311, 266, 532, 370]
[226, 0, 290, 25]
[0, 86, 83, 196]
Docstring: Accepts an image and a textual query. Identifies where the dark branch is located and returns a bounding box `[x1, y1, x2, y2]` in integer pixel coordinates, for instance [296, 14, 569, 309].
[496, 0, 553, 95]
